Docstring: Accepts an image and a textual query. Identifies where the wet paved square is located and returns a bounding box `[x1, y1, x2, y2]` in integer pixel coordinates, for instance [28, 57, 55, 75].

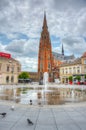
[0, 102, 86, 130]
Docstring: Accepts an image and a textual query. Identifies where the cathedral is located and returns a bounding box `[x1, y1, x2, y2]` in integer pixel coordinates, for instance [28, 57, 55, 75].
[38, 12, 54, 82]
[38, 12, 75, 82]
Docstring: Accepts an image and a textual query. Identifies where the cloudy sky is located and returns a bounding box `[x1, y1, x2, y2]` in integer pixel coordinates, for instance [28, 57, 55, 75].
[0, 0, 86, 72]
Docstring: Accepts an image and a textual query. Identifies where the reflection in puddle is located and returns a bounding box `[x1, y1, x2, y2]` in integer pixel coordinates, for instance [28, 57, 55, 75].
[0, 86, 86, 105]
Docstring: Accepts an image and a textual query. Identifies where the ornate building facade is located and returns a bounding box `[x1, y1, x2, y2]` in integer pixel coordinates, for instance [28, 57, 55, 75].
[60, 52, 86, 83]
[38, 12, 75, 82]
[0, 52, 21, 84]
[38, 12, 54, 82]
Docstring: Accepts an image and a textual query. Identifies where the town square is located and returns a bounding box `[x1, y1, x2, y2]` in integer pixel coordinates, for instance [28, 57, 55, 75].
[0, 0, 86, 130]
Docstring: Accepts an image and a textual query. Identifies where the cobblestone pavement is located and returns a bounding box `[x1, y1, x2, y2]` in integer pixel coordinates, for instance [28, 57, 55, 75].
[0, 101, 86, 130]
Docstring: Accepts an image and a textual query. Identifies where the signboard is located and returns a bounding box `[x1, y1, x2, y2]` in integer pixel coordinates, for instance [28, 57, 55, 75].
[0, 52, 11, 59]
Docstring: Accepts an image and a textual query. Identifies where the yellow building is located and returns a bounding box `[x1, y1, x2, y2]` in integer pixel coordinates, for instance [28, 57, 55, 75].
[60, 52, 86, 83]
[81, 52, 86, 75]
[0, 52, 21, 84]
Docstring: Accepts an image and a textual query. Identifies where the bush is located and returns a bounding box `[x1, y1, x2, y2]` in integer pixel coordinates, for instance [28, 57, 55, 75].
[69, 76, 73, 81]
[76, 75, 81, 81]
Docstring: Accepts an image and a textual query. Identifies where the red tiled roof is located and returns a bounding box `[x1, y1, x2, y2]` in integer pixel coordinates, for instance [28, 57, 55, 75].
[82, 52, 86, 58]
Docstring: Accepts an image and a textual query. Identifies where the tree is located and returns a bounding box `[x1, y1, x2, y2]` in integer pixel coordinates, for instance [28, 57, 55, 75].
[18, 72, 30, 79]
[69, 76, 73, 82]
[76, 75, 81, 81]
[84, 74, 86, 79]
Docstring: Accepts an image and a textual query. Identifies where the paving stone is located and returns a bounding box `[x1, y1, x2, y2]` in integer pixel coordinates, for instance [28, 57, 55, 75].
[0, 102, 86, 130]
[35, 124, 57, 130]
[77, 122, 86, 130]
[58, 123, 80, 130]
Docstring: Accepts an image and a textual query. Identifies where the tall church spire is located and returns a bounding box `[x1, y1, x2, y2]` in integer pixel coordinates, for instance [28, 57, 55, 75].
[62, 44, 64, 55]
[38, 12, 53, 82]
[42, 11, 48, 29]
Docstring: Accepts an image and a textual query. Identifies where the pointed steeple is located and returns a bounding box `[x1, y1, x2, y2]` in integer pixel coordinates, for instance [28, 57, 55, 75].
[62, 44, 64, 56]
[38, 12, 53, 82]
[42, 11, 48, 29]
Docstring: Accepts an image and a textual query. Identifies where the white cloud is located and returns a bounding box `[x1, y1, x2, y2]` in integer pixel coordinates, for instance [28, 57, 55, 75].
[0, 43, 6, 52]
[16, 57, 38, 72]
[5, 38, 39, 57]
[62, 35, 86, 56]
[0, 0, 86, 71]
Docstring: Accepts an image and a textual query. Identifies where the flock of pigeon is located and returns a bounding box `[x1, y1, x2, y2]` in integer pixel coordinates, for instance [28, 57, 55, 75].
[0, 106, 34, 125]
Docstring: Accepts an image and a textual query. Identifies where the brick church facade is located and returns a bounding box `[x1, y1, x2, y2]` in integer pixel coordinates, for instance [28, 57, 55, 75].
[38, 12, 58, 82]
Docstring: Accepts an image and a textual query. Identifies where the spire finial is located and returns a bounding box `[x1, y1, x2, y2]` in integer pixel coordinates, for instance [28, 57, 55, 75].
[62, 44, 64, 55]
[43, 11, 48, 29]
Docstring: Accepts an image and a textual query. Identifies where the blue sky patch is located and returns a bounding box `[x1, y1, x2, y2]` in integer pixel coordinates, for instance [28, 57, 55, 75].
[51, 35, 61, 47]
[0, 33, 12, 44]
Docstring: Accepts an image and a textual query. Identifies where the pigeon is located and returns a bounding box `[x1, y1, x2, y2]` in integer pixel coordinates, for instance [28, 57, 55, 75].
[11, 105, 14, 111]
[27, 119, 33, 125]
[0, 113, 6, 117]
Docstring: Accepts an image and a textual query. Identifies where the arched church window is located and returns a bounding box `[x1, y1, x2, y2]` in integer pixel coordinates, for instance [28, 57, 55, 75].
[40, 63, 43, 70]
[48, 63, 51, 69]
[44, 36, 46, 39]
[48, 55, 50, 60]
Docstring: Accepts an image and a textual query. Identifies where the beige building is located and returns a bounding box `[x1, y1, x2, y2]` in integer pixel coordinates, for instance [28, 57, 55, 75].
[81, 52, 86, 75]
[0, 54, 21, 84]
[60, 52, 86, 83]
[29, 72, 38, 82]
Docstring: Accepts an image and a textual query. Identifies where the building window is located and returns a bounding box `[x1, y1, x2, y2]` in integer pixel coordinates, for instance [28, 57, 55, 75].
[44, 36, 46, 39]
[69, 68, 72, 73]
[48, 55, 50, 60]
[77, 67, 80, 73]
[11, 76, 14, 83]
[49, 73, 51, 77]
[7, 66, 10, 72]
[40, 63, 43, 71]
[0, 63, 2, 71]
[6, 76, 9, 83]
[77, 70, 80, 73]
[17, 67, 20, 72]
[11, 66, 14, 73]
[84, 60, 86, 64]
[62, 69, 64, 74]
[48, 63, 51, 69]
[65, 68, 68, 74]
[84, 67, 86, 72]
[73, 67, 75, 73]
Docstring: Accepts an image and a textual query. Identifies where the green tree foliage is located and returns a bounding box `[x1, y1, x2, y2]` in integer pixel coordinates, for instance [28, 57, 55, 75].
[18, 72, 30, 79]
[69, 76, 73, 81]
[76, 75, 81, 81]
[85, 74, 86, 79]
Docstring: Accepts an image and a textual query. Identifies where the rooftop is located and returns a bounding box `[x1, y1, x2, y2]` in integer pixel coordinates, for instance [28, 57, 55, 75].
[60, 58, 81, 67]
[81, 52, 86, 58]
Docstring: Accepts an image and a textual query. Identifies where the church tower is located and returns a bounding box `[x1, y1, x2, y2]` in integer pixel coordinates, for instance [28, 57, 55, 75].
[62, 44, 64, 56]
[38, 12, 53, 82]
